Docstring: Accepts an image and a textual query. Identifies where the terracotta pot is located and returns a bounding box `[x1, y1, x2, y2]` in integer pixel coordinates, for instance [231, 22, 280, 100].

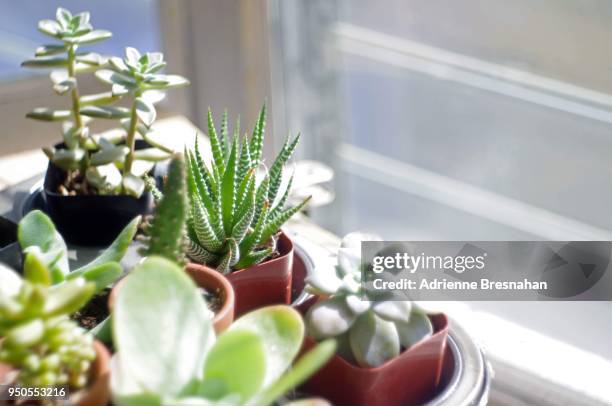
[0, 340, 110, 406]
[222, 231, 294, 316]
[184, 263, 235, 333]
[300, 313, 449, 406]
[109, 265, 235, 334]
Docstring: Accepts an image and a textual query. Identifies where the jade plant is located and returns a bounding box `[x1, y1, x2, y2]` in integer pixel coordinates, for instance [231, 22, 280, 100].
[17, 209, 139, 293]
[305, 233, 433, 368]
[139, 153, 188, 265]
[111, 256, 336, 405]
[185, 105, 310, 273]
[84, 47, 190, 197]
[0, 259, 96, 388]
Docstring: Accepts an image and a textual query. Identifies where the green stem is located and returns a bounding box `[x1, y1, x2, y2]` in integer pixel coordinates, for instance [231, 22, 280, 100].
[123, 92, 141, 177]
[67, 45, 89, 173]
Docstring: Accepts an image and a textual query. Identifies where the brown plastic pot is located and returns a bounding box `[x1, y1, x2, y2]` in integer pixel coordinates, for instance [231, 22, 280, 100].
[300, 313, 449, 406]
[109, 265, 235, 334]
[0, 340, 110, 406]
[190, 232, 294, 317]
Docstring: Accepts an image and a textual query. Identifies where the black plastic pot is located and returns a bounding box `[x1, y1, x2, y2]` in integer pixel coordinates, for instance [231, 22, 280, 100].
[0, 216, 20, 269]
[41, 141, 154, 246]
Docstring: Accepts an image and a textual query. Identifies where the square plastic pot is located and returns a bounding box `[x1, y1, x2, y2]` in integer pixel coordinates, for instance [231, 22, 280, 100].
[300, 313, 449, 406]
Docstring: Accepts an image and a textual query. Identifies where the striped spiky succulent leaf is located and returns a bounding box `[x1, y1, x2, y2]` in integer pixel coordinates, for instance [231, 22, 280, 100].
[185, 105, 310, 274]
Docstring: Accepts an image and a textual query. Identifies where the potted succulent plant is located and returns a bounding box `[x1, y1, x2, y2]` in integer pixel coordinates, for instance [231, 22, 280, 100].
[22, 7, 188, 246]
[110, 153, 235, 332]
[300, 233, 449, 405]
[185, 106, 309, 315]
[0, 259, 109, 405]
[15, 209, 139, 331]
[110, 255, 336, 405]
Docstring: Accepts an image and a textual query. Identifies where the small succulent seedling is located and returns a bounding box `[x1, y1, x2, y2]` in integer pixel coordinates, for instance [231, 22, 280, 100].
[139, 153, 188, 265]
[185, 105, 310, 273]
[111, 256, 335, 405]
[84, 47, 190, 197]
[305, 233, 434, 368]
[0, 259, 96, 389]
[17, 210, 139, 293]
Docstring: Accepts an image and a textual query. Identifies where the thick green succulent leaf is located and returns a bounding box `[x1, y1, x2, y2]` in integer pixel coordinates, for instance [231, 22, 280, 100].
[142, 74, 189, 90]
[395, 312, 433, 349]
[21, 56, 68, 68]
[186, 238, 217, 264]
[207, 109, 225, 180]
[4, 319, 44, 348]
[77, 262, 122, 294]
[345, 295, 371, 315]
[95, 69, 136, 87]
[305, 264, 342, 296]
[219, 110, 229, 161]
[71, 215, 138, 275]
[259, 196, 310, 246]
[221, 138, 238, 234]
[192, 199, 223, 252]
[186, 150, 216, 220]
[38, 19, 61, 38]
[91, 145, 129, 166]
[56, 7, 72, 27]
[135, 97, 156, 127]
[23, 252, 52, 286]
[250, 339, 336, 406]
[372, 301, 411, 323]
[203, 329, 266, 401]
[80, 105, 131, 119]
[18, 210, 69, 283]
[249, 104, 266, 163]
[237, 135, 252, 180]
[26, 108, 71, 121]
[0, 265, 22, 297]
[70, 29, 112, 45]
[230, 305, 305, 387]
[122, 173, 145, 198]
[35, 44, 68, 57]
[232, 188, 255, 242]
[85, 164, 122, 192]
[349, 312, 400, 367]
[269, 175, 294, 218]
[111, 256, 214, 399]
[134, 148, 171, 162]
[52, 148, 86, 170]
[80, 92, 123, 106]
[239, 202, 268, 258]
[253, 176, 269, 225]
[306, 297, 356, 340]
[43, 278, 95, 317]
[233, 247, 272, 270]
[268, 134, 300, 204]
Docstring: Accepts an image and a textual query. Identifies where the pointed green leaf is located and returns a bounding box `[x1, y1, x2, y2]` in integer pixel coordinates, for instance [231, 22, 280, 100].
[259, 196, 310, 245]
[38, 19, 61, 38]
[221, 138, 238, 234]
[23, 252, 52, 286]
[21, 56, 68, 68]
[35, 44, 68, 57]
[71, 29, 112, 45]
[134, 148, 171, 162]
[44, 278, 95, 317]
[80, 91, 123, 106]
[26, 108, 71, 121]
[80, 105, 131, 119]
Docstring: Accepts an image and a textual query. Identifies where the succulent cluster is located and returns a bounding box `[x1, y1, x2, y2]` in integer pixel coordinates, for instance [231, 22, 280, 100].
[0, 259, 96, 388]
[185, 106, 310, 273]
[139, 153, 188, 265]
[23, 7, 189, 197]
[305, 233, 433, 368]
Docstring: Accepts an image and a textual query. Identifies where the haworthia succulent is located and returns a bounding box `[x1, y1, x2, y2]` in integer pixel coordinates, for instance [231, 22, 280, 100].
[185, 105, 309, 273]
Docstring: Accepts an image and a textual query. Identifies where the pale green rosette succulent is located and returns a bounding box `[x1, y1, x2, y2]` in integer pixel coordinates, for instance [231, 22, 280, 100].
[305, 232, 434, 368]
